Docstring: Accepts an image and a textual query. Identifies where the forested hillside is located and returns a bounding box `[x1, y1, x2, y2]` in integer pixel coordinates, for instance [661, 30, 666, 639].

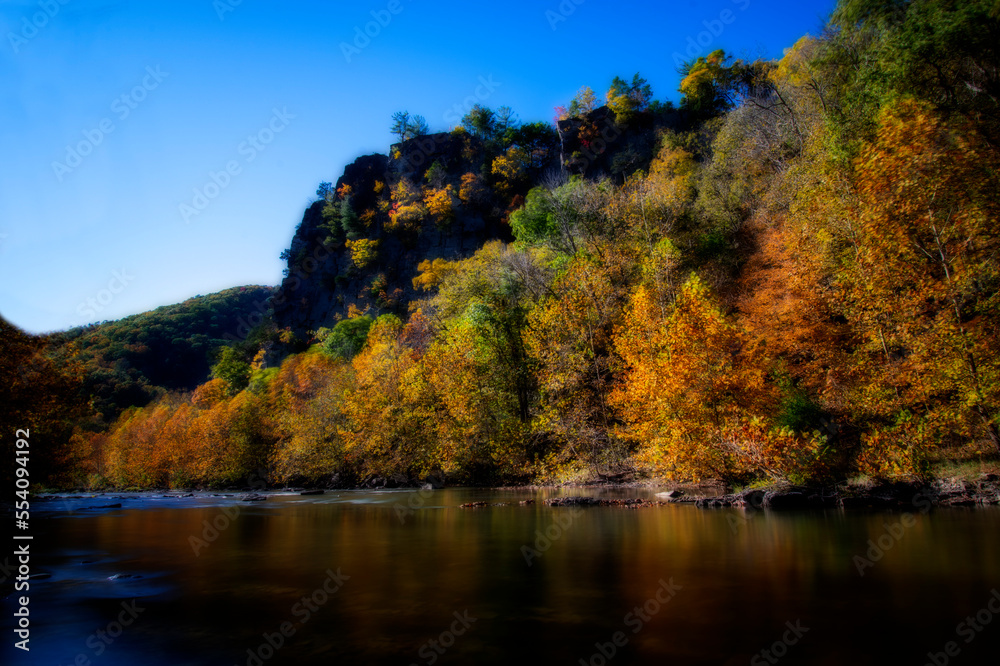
[7, 0, 999, 490]
[1, 287, 274, 484]
[44, 286, 277, 417]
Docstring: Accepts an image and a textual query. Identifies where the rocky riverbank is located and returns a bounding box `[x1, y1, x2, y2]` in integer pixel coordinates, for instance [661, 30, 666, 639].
[679, 475, 1000, 510]
[30, 473, 1000, 511]
[454, 475, 1000, 511]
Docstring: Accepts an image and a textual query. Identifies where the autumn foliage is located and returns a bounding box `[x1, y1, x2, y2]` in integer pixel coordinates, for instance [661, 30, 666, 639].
[25, 0, 1000, 489]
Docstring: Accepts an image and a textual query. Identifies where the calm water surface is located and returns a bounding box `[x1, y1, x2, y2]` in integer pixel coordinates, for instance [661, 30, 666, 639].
[4, 488, 1000, 665]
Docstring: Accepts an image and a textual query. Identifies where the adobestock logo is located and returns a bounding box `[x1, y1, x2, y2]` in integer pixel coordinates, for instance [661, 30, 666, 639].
[751, 620, 810, 665]
[75, 269, 135, 321]
[213, 0, 243, 21]
[924, 589, 1000, 666]
[670, 0, 752, 69]
[52, 66, 170, 183]
[7, 0, 72, 55]
[578, 578, 682, 666]
[545, 0, 586, 31]
[340, 0, 406, 63]
[179, 107, 295, 224]
[410, 610, 477, 666]
[442, 76, 501, 126]
[234, 568, 349, 666]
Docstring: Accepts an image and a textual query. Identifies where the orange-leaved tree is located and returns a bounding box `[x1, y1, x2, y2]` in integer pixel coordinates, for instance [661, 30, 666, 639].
[612, 276, 828, 482]
[846, 99, 1000, 472]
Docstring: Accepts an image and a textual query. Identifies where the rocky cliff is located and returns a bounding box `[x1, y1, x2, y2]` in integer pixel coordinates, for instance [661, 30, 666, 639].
[270, 108, 666, 335]
[272, 131, 515, 334]
[557, 105, 679, 179]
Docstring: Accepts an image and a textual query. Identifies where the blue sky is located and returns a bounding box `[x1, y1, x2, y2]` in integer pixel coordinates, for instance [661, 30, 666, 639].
[0, 0, 835, 334]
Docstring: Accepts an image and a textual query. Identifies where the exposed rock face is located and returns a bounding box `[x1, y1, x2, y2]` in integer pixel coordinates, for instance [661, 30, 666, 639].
[388, 132, 470, 183]
[272, 133, 509, 334]
[556, 106, 677, 179]
[271, 110, 669, 335]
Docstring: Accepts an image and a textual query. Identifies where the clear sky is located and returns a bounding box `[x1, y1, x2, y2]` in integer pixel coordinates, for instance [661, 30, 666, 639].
[0, 0, 835, 334]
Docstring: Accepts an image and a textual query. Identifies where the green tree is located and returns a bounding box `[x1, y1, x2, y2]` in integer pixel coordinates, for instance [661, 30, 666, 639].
[506, 122, 560, 172]
[316, 181, 334, 201]
[323, 316, 374, 360]
[409, 114, 430, 137]
[607, 73, 652, 120]
[425, 160, 448, 188]
[339, 195, 364, 239]
[824, 0, 1000, 159]
[461, 105, 498, 143]
[679, 50, 738, 119]
[568, 86, 598, 117]
[391, 111, 430, 141]
[211, 346, 252, 395]
[390, 111, 411, 141]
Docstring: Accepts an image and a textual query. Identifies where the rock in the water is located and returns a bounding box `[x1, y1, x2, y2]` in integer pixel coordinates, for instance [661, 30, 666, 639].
[300, 490, 324, 496]
[107, 573, 142, 581]
[82, 503, 122, 510]
[241, 493, 267, 502]
[545, 496, 601, 506]
[656, 490, 684, 500]
[544, 496, 662, 508]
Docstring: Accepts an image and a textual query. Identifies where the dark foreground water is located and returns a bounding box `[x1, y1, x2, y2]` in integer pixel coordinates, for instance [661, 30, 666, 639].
[3, 488, 1000, 665]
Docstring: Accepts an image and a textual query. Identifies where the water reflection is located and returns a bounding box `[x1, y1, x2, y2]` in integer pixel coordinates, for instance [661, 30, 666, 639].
[4, 490, 999, 665]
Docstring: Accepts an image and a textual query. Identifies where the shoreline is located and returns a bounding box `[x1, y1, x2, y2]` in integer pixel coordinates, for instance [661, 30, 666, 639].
[26, 473, 1000, 510]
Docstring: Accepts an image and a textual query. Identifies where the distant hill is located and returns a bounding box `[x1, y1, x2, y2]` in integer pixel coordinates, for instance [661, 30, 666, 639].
[42, 285, 275, 421]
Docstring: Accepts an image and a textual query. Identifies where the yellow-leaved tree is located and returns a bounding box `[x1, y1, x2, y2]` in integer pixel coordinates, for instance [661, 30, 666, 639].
[340, 315, 435, 480]
[612, 276, 828, 482]
[846, 99, 1000, 474]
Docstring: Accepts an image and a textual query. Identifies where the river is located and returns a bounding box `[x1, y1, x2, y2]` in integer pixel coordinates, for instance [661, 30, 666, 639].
[4, 488, 1000, 665]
